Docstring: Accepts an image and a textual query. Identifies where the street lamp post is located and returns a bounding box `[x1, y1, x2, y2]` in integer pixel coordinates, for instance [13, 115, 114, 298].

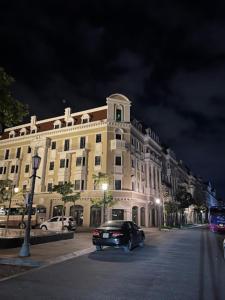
[155, 198, 161, 230]
[101, 183, 108, 223]
[19, 153, 41, 257]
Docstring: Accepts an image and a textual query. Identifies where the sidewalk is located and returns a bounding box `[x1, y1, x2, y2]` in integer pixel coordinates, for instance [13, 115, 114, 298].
[0, 232, 94, 268]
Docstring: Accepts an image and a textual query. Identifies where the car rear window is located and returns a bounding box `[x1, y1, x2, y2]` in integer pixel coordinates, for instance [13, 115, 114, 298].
[101, 221, 124, 228]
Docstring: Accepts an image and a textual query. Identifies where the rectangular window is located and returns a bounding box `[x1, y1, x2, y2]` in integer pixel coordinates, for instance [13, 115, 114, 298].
[96, 134, 101, 143]
[112, 209, 124, 220]
[49, 162, 54, 171]
[81, 180, 84, 190]
[131, 159, 134, 168]
[3, 167, 6, 174]
[64, 139, 70, 151]
[47, 183, 53, 192]
[51, 141, 56, 150]
[80, 137, 86, 149]
[15, 165, 18, 173]
[74, 180, 80, 190]
[27, 146, 31, 153]
[66, 159, 69, 168]
[116, 133, 121, 140]
[23, 185, 27, 191]
[76, 157, 82, 166]
[82, 157, 86, 166]
[25, 164, 29, 173]
[67, 122, 72, 126]
[115, 180, 121, 190]
[95, 156, 101, 166]
[132, 182, 135, 191]
[54, 124, 59, 129]
[131, 138, 134, 145]
[60, 159, 65, 168]
[16, 148, 21, 159]
[5, 149, 9, 160]
[11, 165, 15, 173]
[0, 167, 3, 174]
[115, 156, 122, 166]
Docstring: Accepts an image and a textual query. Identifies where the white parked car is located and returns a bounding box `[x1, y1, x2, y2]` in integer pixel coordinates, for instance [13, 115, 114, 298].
[40, 216, 76, 232]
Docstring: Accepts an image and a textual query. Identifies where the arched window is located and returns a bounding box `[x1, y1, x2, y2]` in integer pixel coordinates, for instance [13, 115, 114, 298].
[115, 105, 123, 122]
[115, 128, 123, 140]
[70, 205, 84, 226]
[132, 206, 138, 224]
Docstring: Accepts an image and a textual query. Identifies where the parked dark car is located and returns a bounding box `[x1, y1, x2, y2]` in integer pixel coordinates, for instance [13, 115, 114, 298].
[92, 220, 145, 252]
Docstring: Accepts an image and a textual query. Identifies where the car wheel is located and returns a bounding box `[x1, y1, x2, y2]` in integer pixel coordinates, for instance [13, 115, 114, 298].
[41, 225, 47, 231]
[18, 222, 26, 229]
[96, 245, 103, 251]
[123, 239, 132, 253]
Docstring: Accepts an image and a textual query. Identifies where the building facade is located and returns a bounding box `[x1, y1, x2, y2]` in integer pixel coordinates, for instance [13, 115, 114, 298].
[0, 93, 215, 227]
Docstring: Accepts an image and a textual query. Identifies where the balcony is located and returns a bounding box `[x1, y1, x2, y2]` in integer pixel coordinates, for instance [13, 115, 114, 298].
[111, 139, 127, 151]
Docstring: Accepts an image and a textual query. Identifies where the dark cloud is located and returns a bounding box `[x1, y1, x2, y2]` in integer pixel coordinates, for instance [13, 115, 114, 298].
[0, 0, 225, 197]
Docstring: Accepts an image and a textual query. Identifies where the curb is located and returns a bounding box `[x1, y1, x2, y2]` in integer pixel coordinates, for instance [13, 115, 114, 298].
[0, 246, 96, 282]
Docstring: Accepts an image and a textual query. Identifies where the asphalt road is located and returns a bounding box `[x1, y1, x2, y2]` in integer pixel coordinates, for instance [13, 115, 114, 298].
[0, 227, 224, 300]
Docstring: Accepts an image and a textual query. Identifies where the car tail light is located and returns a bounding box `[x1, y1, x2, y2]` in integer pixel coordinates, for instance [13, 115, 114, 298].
[93, 229, 100, 237]
[112, 231, 124, 237]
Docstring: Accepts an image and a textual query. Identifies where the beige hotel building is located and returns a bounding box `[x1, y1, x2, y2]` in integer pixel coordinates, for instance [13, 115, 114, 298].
[0, 93, 194, 227]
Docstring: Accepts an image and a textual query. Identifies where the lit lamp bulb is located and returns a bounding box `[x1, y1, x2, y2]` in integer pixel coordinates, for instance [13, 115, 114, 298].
[101, 183, 108, 191]
[155, 198, 161, 205]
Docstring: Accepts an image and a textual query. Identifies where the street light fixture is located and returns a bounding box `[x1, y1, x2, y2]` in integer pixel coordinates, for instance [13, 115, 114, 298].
[19, 152, 41, 257]
[155, 198, 161, 230]
[101, 183, 108, 223]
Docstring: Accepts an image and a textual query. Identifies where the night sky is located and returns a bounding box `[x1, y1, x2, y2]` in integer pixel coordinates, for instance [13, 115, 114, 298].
[0, 1, 225, 198]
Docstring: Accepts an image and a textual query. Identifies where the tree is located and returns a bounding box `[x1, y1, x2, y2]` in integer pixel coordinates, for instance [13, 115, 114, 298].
[164, 201, 179, 227]
[0, 67, 28, 130]
[175, 185, 193, 226]
[92, 172, 116, 222]
[193, 185, 206, 223]
[53, 182, 80, 230]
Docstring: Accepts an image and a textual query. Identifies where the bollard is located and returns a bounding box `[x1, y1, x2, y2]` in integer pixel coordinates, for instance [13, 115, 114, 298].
[224, 239, 225, 259]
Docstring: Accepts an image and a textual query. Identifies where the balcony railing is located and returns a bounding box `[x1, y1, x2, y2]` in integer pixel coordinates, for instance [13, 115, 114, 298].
[110, 139, 127, 151]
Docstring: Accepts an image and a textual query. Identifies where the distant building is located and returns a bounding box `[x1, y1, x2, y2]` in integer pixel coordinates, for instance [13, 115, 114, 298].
[0, 93, 216, 227]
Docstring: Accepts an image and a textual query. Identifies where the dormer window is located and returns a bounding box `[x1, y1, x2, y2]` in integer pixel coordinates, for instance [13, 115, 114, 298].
[66, 117, 74, 127]
[20, 128, 27, 136]
[9, 131, 15, 138]
[81, 113, 90, 124]
[30, 126, 37, 134]
[54, 120, 61, 129]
